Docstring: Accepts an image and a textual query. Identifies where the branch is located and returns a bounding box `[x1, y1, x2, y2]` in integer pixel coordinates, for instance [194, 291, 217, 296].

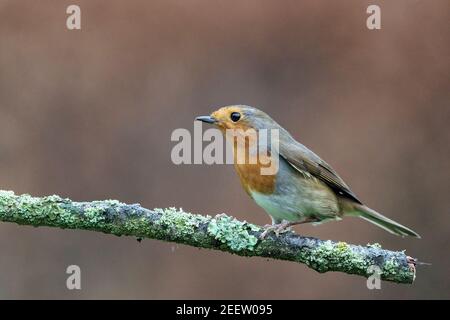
[0, 190, 416, 284]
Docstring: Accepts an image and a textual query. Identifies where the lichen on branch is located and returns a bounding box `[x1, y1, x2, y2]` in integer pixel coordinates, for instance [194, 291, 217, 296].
[0, 190, 416, 284]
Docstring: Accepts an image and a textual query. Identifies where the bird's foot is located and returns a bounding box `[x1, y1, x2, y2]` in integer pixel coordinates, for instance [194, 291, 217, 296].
[260, 221, 292, 239]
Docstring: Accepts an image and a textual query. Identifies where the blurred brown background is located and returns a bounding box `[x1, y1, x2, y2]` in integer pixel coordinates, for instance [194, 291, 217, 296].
[0, 0, 449, 299]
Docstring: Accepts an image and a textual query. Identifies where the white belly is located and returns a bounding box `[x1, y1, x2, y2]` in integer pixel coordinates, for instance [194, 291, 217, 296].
[250, 163, 340, 223]
[251, 191, 305, 222]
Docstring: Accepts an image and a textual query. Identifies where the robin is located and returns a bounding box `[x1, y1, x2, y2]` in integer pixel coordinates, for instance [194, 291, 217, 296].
[196, 105, 420, 239]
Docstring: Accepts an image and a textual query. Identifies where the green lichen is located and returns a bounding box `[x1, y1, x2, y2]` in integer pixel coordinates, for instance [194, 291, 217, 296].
[83, 200, 123, 224]
[0, 191, 69, 226]
[153, 207, 209, 238]
[382, 257, 400, 276]
[0, 191, 124, 230]
[367, 242, 382, 249]
[84, 206, 107, 224]
[207, 215, 259, 251]
[0, 190, 16, 209]
[305, 240, 368, 273]
[336, 241, 349, 252]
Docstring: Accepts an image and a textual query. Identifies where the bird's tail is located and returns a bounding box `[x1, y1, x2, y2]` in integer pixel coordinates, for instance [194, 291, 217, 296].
[344, 203, 421, 238]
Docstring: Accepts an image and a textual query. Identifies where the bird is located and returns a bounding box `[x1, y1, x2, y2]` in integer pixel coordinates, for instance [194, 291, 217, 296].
[196, 105, 420, 239]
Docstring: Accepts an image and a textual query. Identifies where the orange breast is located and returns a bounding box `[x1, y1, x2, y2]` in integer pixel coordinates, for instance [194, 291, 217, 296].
[234, 162, 276, 195]
[232, 142, 276, 195]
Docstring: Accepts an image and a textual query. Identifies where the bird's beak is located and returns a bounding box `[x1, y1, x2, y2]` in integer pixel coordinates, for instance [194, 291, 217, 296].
[195, 115, 217, 124]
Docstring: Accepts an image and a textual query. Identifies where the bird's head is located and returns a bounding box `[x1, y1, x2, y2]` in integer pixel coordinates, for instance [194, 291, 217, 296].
[196, 105, 280, 132]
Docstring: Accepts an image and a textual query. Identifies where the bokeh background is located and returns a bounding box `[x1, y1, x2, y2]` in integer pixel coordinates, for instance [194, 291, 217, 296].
[0, 0, 448, 299]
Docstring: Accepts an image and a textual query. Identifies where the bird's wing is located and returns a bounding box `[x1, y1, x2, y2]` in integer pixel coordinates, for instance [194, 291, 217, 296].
[279, 140, 362, 204]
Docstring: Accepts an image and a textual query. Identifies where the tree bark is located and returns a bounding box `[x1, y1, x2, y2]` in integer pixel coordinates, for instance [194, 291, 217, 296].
[0, 190, 416, 284]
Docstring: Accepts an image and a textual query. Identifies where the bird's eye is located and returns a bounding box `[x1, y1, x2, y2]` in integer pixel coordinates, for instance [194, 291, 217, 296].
[230, 112, 241, 122]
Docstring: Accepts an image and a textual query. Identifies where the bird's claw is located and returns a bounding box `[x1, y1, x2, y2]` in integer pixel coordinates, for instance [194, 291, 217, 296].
[260, 222, 291, 239]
